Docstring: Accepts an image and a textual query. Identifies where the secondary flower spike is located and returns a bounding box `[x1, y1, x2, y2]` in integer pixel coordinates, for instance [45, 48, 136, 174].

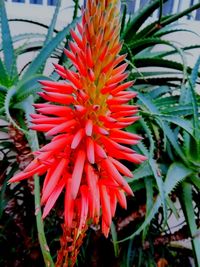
[9, 0, 147, 237]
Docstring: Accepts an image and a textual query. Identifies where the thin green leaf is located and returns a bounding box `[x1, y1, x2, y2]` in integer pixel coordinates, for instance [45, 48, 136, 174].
[188, 56, 200, 149]
[0, 0, 18, 79]
[0, 33, 46, 51]
[166, 196, 179, 220]
[73, 0, 79, 20]
[4, 87, 27, 134]
[118, 162, 192, 243]
[142, 177, 154, 240]
[44, 0, 61, 46]
[154, 114, 194, 136]
[122, 0, 168, 40]
[0, 162, 18, 218]
[181, 182, 200, 266]
[110, 222, 119, 257]
[129, 161, 153, 183]
[14, 75, 52, 103]
[120, 3, 127, 34]
[23, 17, 79, 79]
[137, 3, 200, 38]
[0, 58, 10, 86]
[149, 158, 166, 222]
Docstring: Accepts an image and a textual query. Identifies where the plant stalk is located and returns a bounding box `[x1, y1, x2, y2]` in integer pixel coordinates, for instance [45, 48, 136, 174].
[23, 96, 55, 267]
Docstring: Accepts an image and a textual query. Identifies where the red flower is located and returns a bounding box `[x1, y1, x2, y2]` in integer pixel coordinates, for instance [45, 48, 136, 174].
[9, 0, 147, 237]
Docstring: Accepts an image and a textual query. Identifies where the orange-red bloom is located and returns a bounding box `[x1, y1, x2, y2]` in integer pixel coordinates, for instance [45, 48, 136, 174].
[9, 0, 147, 237]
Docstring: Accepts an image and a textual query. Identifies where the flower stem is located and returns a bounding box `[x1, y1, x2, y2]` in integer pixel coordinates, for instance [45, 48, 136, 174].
[34, 174, 55, 267]
[23, 96, 55, 267]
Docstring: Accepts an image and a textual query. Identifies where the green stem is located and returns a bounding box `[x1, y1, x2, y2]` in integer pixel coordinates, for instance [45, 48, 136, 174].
[34, 175, 55, 267]
[23, 96, 55, 267]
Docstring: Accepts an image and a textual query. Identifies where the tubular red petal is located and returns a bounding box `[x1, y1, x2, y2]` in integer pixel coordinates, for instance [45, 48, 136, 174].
[70, 29, 84, 49]
[113, 54, 127, 68]
[46, 120, 77, 136]
[116, 190, 127, 209]
[106, 72, 129, 86]
[75, 52, 87, 76]
[110, 81, 134, 95]
[77, 90, 89, 102]
[110, 41, 123, 55]
[99, 184, 112, 227]
[41, 158, 67, 204]
[101, 58, 115, 74]
[94, 142, 107, 159]
[79, 185, 89, 230]
[111, 137, 139, 145]
[65, 178, 74, 228]
[117, 116, 140, 123]
[99, 42, 110, 61]
[93, 125, 109, 135]
[113, 151, 148, 164]
[99, 115, 116, 123]
[101, 158, 133, 196]
[101, 83, 118, 94]
[71, 129, 85, 149]
[42, 85, 74, 94]
[36, 106, 74, 117]
[110, 157, 133, 178]
[39, 80, 74, 93]
[24, 151, 53, 172]
[101, 121, 133, 129]
[110, 129, 143, 140]
[88, 68, 95, 81]
[102, 219, 110, 238]
[77, 22, 83, 35]
[86, 43, 94, 68]
[95, 28, 104, 51]
[74, 105, 87, 115]
[69, 41, 81, 55]
[109, 190, 117, 217]
[71, 150, 86, 199]
[65, 69, 82, 89]
[85, 163, 100, 219]
[31, 117, 66, 124]
[30, 124, 56, 132]
[101, 136, 134, 154]
[86, 137, 95, 164]
[85, 119, 93, 136]
[33, 103, 53, 108]
[38, 92, 74, 105]
[9, 165, 47, 183]
[109, 105, 137, 112]
[115, 91, 137, 98]
[42, 178, 65, 218]
[101, 158, 122, 184]
[55, 69, 68, 79]
[40, 135, 70, 152]
[112, 63, 128, 76]
[53, 63, 66, 73]
[111, 110, 138, 118]
[106, 97, 130, 105]
[64, 48, 76, 63]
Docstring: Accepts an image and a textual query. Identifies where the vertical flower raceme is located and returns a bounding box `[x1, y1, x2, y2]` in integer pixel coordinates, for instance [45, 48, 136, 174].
[9, 0, 147, 237]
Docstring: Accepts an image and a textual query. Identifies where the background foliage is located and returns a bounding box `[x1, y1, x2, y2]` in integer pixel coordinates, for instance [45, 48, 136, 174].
[0, 0, 200, 266]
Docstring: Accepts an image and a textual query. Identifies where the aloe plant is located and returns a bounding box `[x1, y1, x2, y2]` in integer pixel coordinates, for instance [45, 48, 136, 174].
[1, 0, 200, 266]
[107, 1, 200, 266]
[0, 0, 79, 265]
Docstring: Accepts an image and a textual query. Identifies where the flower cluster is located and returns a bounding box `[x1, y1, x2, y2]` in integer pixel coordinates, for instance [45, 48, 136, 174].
[9, 0, 146, 237]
